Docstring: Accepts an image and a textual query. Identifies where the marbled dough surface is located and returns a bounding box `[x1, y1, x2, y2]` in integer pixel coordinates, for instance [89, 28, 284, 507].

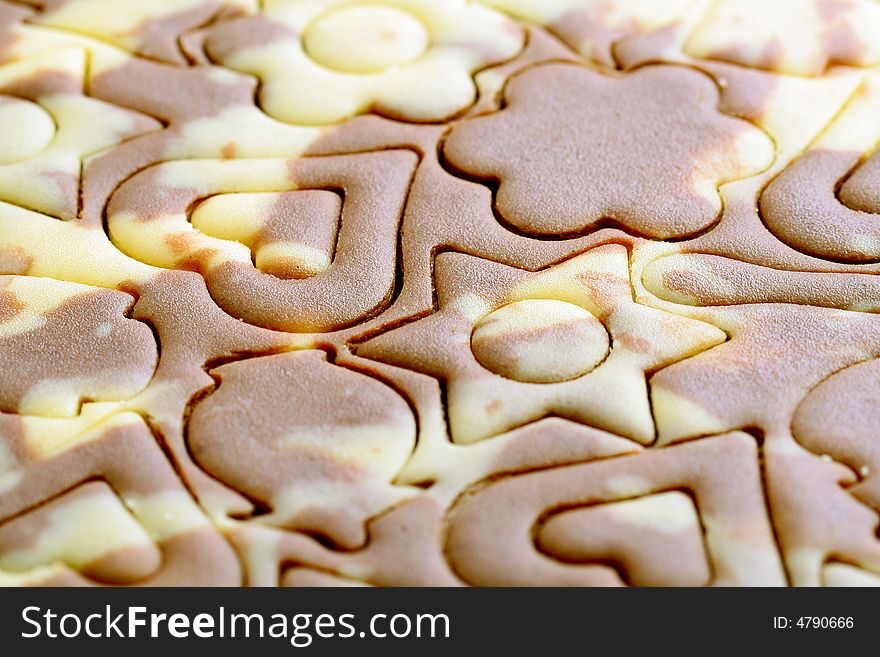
[1, 0, 879, 587]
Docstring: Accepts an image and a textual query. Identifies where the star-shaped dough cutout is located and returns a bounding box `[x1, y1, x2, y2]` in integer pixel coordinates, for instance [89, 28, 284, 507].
[0, 48, 160, 219]
[358, 245, 726, 444]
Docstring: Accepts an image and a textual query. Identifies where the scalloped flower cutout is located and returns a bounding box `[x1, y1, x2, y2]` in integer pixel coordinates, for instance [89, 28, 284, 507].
[443, 63, 775, 239]
[204, 0, 525, 125]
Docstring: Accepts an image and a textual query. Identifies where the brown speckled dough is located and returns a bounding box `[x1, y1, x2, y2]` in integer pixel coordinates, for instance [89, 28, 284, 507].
[793, 359, 880, 508]
[187, 350, 416, 548]
[760, 149, 880, 262]
[0, 278, 157, 416]
[839, 150, 880, 212]
[445, 434, 782, 586]
[106, 150, 417, 332]
[443, 63, 773, 238]
[1, 0, 880, 588]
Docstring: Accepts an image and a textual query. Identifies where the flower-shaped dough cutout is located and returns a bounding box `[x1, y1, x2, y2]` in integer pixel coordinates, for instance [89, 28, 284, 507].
[443, 63, 774, 239]
[358, 244, 726, 445]
[203, 0, 524, 125]
[480, 0, 693, 67]
[17, 0, 254, 64]
[0, 48, 160, 219]
[685, 0, 880, 77]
